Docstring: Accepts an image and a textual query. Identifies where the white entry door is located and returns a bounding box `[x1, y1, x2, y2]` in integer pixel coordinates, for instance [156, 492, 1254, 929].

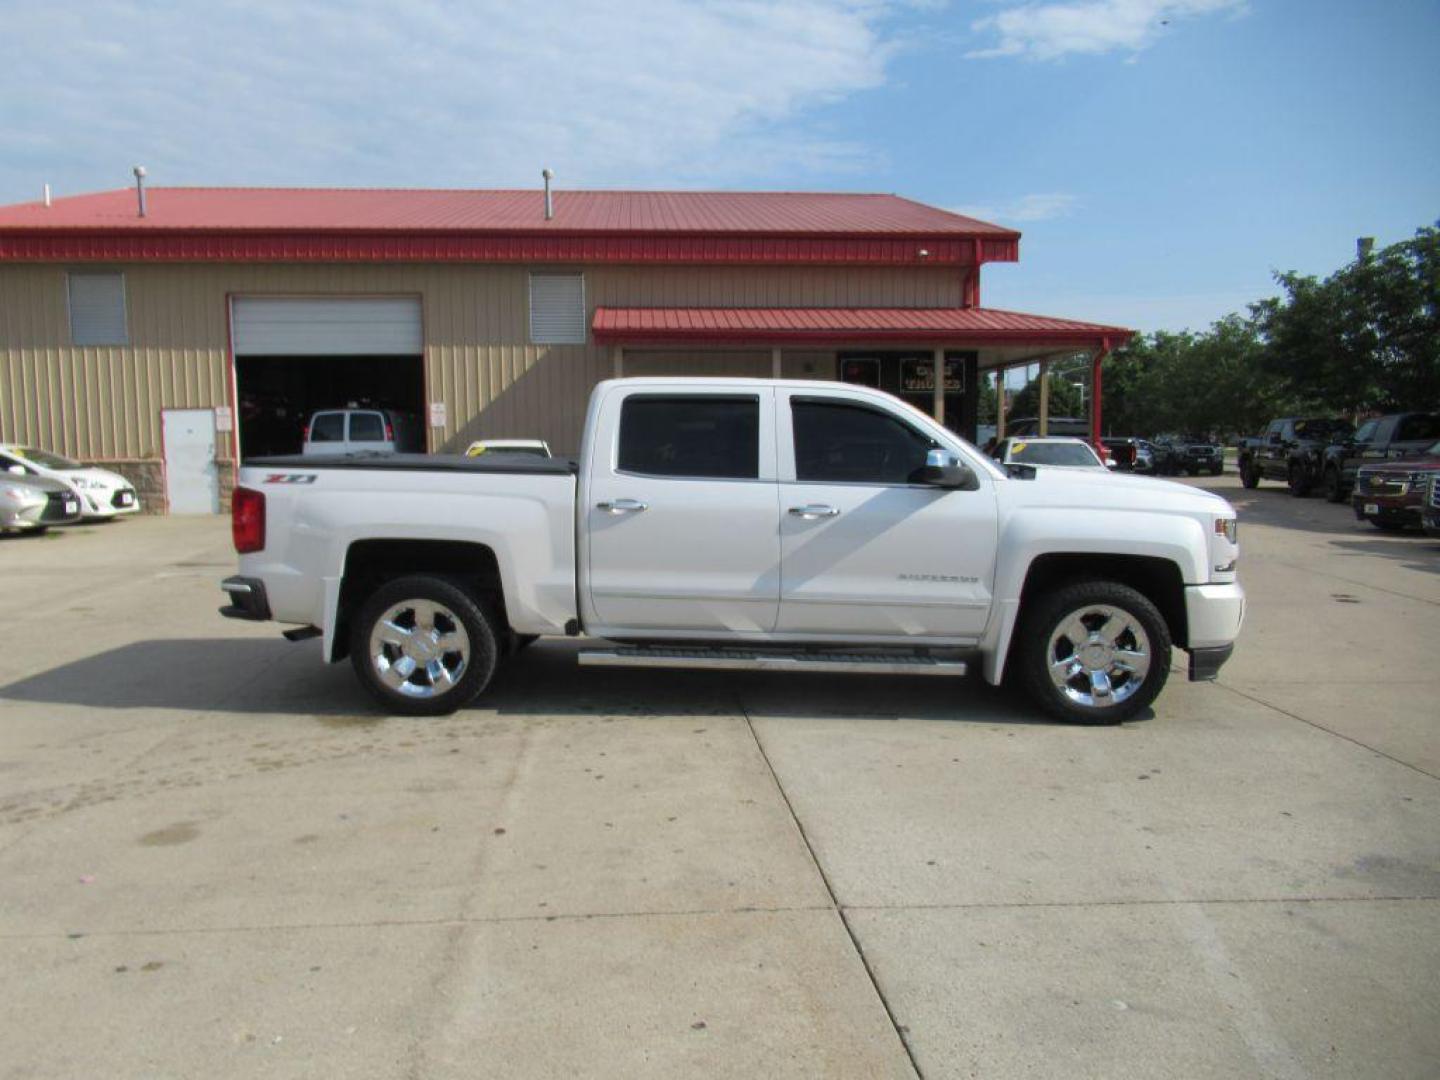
[163, 409, 219, 514]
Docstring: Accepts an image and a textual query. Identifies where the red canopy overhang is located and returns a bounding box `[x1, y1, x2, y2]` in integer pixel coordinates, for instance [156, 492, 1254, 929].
[591, 306, 1132, 350]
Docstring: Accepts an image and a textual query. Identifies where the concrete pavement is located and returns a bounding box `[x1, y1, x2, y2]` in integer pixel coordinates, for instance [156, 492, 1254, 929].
[0, 479, 1436, 1078]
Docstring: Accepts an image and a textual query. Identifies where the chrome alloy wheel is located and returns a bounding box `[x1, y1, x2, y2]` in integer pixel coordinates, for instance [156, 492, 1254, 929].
[1046, 603, 1152, 709]
[369, 599, 471, 698]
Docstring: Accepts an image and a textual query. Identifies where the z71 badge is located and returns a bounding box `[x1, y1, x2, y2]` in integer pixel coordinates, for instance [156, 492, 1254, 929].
[263, 473, 318, 484]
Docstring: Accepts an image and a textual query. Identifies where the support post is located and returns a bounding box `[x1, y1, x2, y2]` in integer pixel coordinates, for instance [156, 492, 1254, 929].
[1038, 359, 1050, 436]
[771, 347, 782, 379]
[932, 347, 945, 426]
[1091, 340, 1110, 445]
[611, 344, 624, 379]
[995, 367, 1006, 441]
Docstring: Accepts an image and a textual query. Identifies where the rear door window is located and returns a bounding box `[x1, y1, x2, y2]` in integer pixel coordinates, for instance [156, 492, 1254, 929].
[348, 412, 386, 442]
[309, 413, 344, 443]
[618, 396, 760, 479]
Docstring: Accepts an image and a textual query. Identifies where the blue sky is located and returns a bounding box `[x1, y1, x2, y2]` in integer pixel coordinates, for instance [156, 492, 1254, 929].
[2, 0, 1436, 331]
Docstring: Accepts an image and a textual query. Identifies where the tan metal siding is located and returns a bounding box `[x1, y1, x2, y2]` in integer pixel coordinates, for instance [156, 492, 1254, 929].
[1, 262, 960, 460]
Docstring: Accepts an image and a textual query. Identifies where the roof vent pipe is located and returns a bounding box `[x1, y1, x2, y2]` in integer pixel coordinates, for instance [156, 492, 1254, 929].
[542, 167, 554, 221]
[133, 165, 147, 218]
[42, 183, 51, 208]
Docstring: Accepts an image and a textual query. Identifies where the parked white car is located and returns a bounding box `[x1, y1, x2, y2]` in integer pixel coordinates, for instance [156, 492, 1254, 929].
[465, 439, 553, 458]
[991, 436, 1111, 472]
[0, 444, 140, 519]
[222, 378, 1244, 725]
[1, 473, 83, 533]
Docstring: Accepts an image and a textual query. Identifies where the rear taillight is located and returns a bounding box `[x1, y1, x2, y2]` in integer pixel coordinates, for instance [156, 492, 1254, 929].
[385, 422, 394, 441]
[232, 486, 266, 553]
[302, 425, 310, 443]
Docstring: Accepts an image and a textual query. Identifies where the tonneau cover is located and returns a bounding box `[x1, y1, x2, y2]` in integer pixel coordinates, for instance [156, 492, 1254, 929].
[246, 453, 576, 475]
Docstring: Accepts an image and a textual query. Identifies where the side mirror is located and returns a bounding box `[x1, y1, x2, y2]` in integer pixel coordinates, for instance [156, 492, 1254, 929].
[918, 463, 978, 490]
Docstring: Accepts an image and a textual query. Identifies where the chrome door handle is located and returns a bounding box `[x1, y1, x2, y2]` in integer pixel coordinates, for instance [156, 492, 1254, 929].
[597, 498, 648, 514]
[788, 504, 840, 519]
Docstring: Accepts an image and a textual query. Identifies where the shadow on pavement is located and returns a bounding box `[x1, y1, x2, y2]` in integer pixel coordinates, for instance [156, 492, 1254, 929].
[0, 636, 1067, 727]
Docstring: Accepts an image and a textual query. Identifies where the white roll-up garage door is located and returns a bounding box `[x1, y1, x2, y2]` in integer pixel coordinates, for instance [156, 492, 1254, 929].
[232, 297, 423, 356]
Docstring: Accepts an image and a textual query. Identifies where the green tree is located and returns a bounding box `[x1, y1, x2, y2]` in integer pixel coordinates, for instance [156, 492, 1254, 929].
[1252, 222, 1440, 415]
[1010, 369, 1084, 420]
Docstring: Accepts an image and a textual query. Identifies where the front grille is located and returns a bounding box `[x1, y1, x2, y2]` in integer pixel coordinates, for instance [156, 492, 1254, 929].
[1359, 471, 1407, 497]
[39, 492, 79, 522]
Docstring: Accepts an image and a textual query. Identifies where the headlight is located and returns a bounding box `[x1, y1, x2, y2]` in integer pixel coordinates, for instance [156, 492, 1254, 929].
[1214, 516, 1238, 544]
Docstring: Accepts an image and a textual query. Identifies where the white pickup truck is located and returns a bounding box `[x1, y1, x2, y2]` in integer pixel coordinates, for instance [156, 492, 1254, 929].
[221, 378, 1244, 724]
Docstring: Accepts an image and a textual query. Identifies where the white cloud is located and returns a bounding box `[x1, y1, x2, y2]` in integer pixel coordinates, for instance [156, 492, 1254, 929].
[0, 1, 917, 202]
[953, 192, 1078, 223]
[966, 0, 1247, 61]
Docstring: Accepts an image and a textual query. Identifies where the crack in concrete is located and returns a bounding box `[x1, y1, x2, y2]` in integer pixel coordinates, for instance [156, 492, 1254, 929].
[1217, 681, 1440, 782]
[740, 698, 924, 1080]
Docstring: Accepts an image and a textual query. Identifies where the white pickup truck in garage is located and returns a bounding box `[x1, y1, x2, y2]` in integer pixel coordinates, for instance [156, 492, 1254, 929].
[221, 378, 1244, 724]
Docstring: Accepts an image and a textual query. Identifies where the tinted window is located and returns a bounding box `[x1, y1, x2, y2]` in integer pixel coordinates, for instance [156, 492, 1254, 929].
[309, 413, 344, 443]
[793, 399, 936, 484]
[349, 413, 386, 442]
[618, 396, 759, 479]
[1397, 414, 1440, 442]
[1354, 420, 1379, 443]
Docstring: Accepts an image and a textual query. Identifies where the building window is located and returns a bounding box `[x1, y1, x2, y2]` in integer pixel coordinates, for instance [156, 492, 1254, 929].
[529, 273, 586, 344]
[67, 272, 128, 346]
[618, 395, 759, 479]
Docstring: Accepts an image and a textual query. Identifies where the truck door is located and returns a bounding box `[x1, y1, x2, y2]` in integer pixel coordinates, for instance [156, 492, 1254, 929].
[774, 390, 998, 640]
[583, 389, 781, 634]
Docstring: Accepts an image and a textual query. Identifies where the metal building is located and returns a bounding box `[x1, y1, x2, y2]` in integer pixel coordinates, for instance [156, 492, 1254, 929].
[0, 185, 1130, 511]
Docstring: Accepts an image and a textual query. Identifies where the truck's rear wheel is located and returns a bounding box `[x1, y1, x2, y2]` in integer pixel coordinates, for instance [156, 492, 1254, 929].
[1017, 580, 1171, 724]
[1323, 466, 1346, 502]
[350, 575, 498, 716]
[1239, 461, 1259, 488]
[1287, 463, 1312, 497]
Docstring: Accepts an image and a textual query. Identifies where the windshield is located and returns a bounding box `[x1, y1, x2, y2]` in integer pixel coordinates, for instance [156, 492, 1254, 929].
[1293, 418, 1352, 439]
[1009, 441, 1101, 467]
[12, 446, 81, 469]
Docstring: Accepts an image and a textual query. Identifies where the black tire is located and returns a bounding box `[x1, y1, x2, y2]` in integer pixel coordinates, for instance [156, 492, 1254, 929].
[349, 574, 499, 716]
[1239, 460, 1259, 489]
[1015, 579, 1172, 725]
[1287, 463, 1312, 497]
[1370, 519, 1407, 533]
[1323, 466, 1346, 503]
[1210, 463, 1223, 476]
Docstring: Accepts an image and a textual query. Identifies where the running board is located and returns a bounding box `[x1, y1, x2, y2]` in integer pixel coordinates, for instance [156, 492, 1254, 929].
[578, 645, 967, 677]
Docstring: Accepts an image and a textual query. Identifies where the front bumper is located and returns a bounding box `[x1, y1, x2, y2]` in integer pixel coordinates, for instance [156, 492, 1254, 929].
[1351, 493, 1421, 527]
[1189, 643, 1234, 681]
[219, 575, 272, 621]
[1184, 582, 1245, 679]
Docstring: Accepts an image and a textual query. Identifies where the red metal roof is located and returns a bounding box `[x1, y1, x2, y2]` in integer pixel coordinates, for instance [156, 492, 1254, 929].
[592, 307, 1132, 347]
[0, 188, 1016, 235]
[0, 188, 1017, 267]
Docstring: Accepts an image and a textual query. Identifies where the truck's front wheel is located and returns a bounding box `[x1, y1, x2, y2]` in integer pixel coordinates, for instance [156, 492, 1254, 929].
[1017, 580, 1171, 724]
[350, 575, 498, 716]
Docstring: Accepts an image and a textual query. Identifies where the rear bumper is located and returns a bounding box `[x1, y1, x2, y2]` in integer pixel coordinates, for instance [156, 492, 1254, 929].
[1185, 582, 1245, 653]
[219, 575, 272, 621]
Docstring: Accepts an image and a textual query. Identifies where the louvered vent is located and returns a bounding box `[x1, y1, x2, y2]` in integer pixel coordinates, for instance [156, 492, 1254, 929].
[529, 273, 586, 345]
[67, 272, 128, 346]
